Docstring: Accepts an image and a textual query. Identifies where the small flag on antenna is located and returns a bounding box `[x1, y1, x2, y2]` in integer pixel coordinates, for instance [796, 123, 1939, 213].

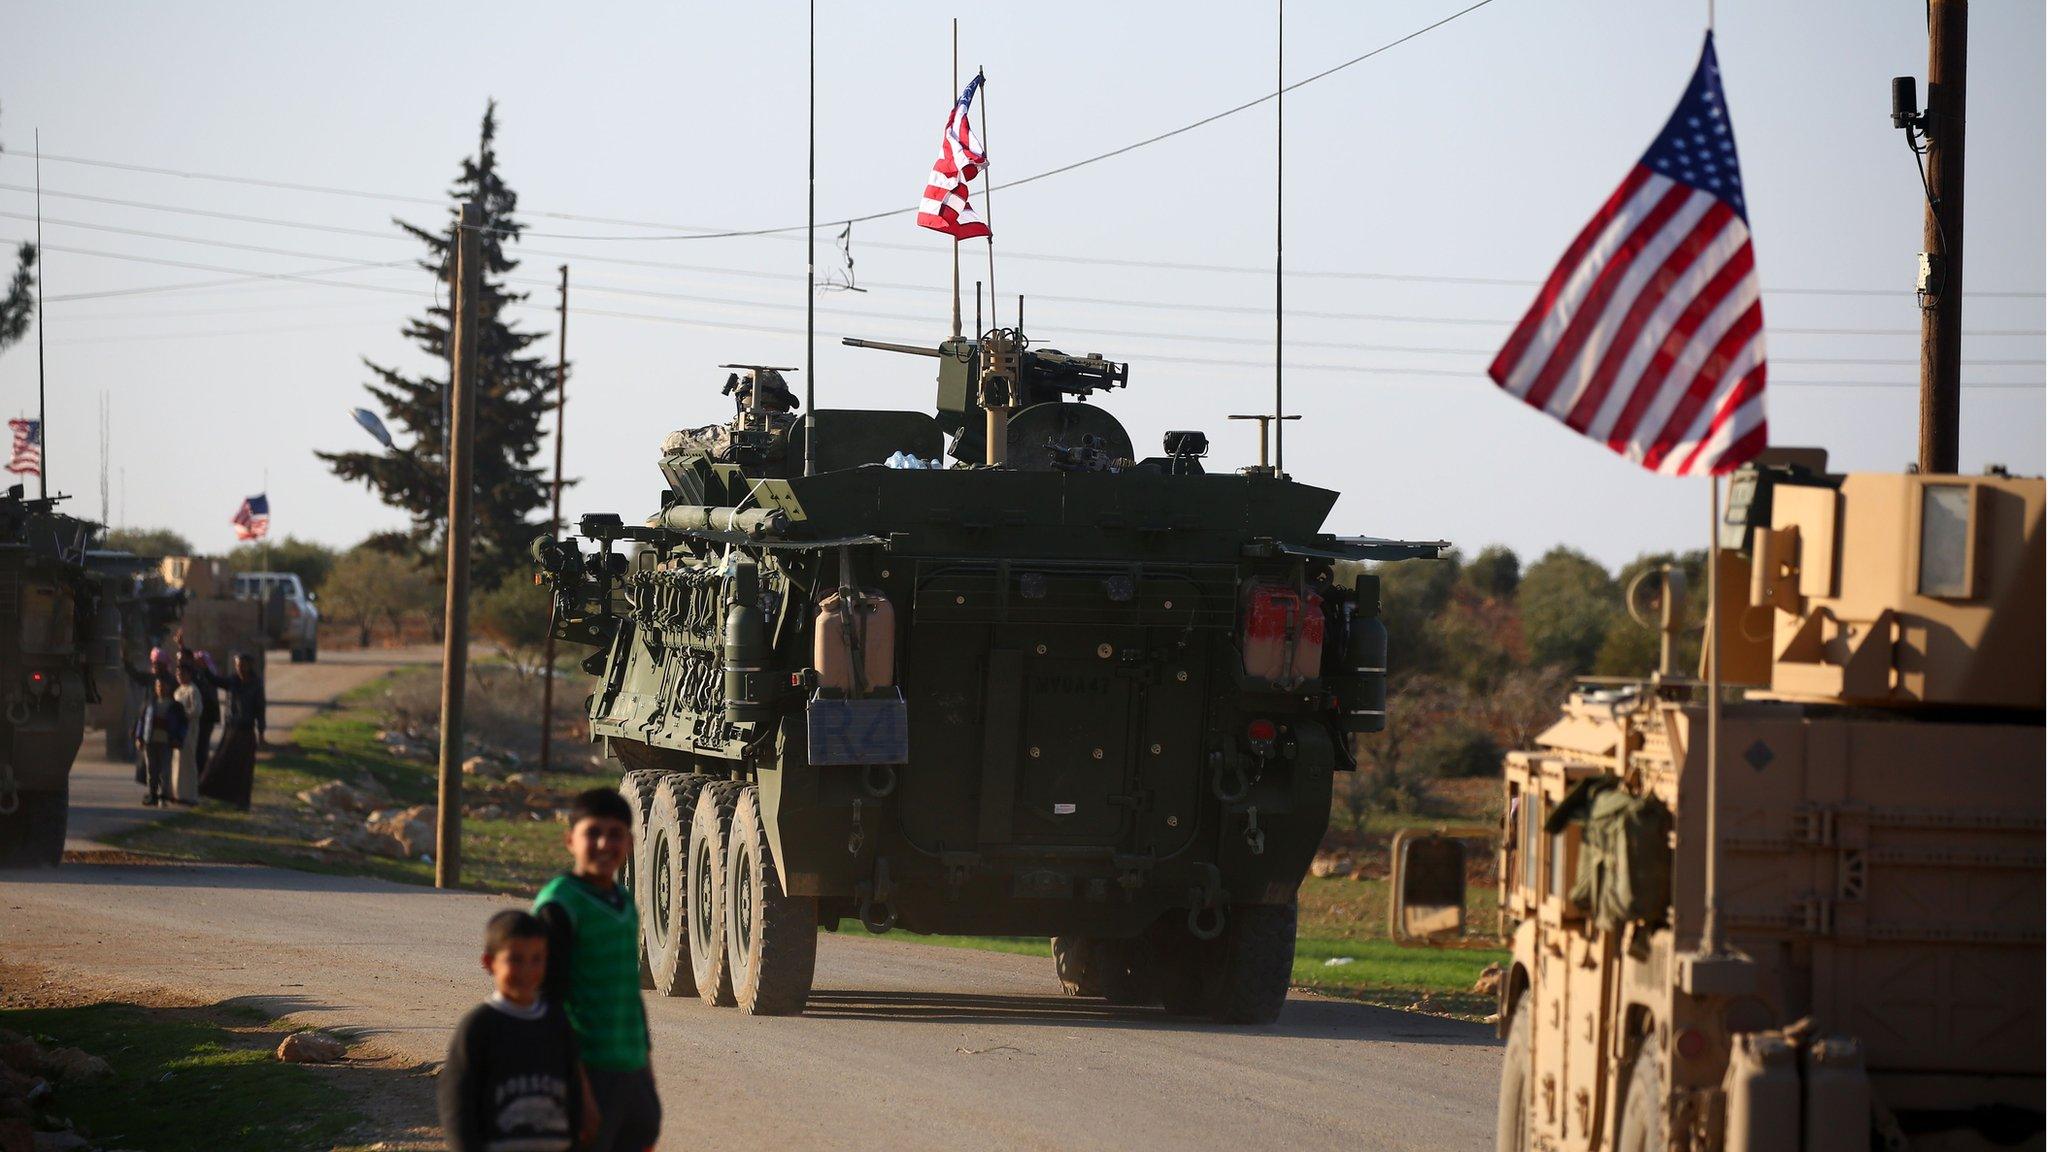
[6, 418, 41, 477]
[232, 493, 270, 541]
[916, 74, 991, 241]
[1488, 34, 1766, 477]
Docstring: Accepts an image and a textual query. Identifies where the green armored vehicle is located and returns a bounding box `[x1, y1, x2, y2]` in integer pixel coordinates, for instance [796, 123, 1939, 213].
[536, 329, 1441, 1019]
[0, 485, 111, 866]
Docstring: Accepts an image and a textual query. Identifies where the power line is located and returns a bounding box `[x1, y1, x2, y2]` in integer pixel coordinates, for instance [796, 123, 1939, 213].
[16, 177, 2043, 302]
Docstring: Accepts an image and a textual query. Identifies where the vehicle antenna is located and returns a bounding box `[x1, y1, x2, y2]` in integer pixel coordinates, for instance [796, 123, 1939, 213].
[803, 0, 818, 478]
[975, 279, 983, 336]
[34, 129, 47, 499]
[1272, 2, 1285, 477]
[978, 68, 997, 333]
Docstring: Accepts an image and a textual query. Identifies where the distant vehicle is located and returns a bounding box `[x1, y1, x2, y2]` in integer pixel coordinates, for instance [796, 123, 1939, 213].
[1393, 450, 2044, 1151]
[231, 571, 319, 662]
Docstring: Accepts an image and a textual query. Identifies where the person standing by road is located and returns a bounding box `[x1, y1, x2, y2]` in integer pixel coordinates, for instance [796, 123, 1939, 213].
[198, 653, 265, 811]
[190, 650, 223, 772]
[533, 790, 661, 1152]
[170, 665, 205, 804]
[132, 677, 187, 808]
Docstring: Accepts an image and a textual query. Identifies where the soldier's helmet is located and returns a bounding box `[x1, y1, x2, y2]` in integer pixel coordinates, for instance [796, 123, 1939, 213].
[737, 369, 799, 414]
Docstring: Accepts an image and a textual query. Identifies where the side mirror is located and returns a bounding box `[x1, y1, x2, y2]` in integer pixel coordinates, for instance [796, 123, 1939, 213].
[1389, 829, 1467, 944]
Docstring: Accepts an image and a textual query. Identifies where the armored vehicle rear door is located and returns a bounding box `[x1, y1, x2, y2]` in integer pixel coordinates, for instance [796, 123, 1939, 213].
[899, 561, 1224, 857]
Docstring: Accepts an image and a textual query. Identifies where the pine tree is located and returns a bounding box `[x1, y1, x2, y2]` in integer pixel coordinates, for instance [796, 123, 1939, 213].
[318, 101, 556, 586]
[0, 114, 37, 357]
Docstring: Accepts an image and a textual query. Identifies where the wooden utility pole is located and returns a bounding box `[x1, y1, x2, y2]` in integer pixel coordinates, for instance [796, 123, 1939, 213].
[1919, 0, 1967, 475]
[540, 264, 568, 774]
[436, 200, 483, 889]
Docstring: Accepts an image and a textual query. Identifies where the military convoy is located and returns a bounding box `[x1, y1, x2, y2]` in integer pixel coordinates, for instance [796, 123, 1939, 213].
[1393, 451, 2044, 1150]
[536, 328, 1442, 1019]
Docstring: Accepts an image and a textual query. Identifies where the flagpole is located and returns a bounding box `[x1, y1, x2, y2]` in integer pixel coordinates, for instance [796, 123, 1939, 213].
[1702, 473, 1724, 954]
[803, 0, 817, 478]
[978, 68, 997, 332]
[34, 130, 47, 499]
[951, 19, 962, 341]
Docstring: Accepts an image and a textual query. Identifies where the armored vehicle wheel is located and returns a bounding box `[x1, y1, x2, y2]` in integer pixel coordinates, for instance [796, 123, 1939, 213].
[723, 786, 818, 1015]
[646, 774, 712, 997]
[686, 781, 745, 1007]
[0, 788, 68, 868]
[618, 770, 665, 990]
[1052, 937, 1146, 1004]
[1495, 999, 1532, 1152]
[1210, 903, 1295, 1024]
[1615, 1047, 1666, 1152]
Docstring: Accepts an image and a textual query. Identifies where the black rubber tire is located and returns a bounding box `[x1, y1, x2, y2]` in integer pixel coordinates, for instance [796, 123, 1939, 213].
[686, 780, 744, 1007]
[1052, 937, 1147, 1004]
[1496, 998, 1533, 1152]
[0, 788, 68, 868]
[618, 770, 665, 990]
[646, 775, 711, 998]
[724, 786, 818, 1016]
[1210, 903, 1296, 1025]
[1615, 1046, 1666, 1152]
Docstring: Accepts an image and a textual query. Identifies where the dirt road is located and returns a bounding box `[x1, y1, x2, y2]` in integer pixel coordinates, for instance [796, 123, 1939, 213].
[0, 862, 1501, 1151]
[65, 647, 442, 850]
[20, 645, 1503, 1149]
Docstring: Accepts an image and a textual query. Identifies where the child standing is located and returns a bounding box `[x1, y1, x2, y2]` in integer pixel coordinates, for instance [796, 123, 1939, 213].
[533, 789, 661, 1152]
[438, 910, 585, 1152]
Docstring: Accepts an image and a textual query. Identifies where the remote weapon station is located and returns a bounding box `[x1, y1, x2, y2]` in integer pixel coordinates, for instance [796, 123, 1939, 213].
[536, 329, 1443, 1018]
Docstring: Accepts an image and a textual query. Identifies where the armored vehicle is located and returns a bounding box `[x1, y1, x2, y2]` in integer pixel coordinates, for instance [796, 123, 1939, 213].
[1395, 451, 2044, 1149]
[537, 329, 1442, 1019]
[0, 485, 111, 866]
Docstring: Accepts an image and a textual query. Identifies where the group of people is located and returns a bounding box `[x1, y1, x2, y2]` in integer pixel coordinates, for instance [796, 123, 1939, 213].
[131, 642, 267, 809]
[441, 789, 662, 1152]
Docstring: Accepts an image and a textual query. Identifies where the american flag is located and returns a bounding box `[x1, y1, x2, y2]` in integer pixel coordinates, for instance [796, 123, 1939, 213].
[5, 418, 40, 477]
[1489, 34, 1766, 477]
[232, 493, 270, 541]
[916, 73, 991, 241]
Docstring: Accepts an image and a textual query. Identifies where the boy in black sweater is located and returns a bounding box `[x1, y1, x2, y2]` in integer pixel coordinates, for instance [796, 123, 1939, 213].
[439, 910, 589, 1152]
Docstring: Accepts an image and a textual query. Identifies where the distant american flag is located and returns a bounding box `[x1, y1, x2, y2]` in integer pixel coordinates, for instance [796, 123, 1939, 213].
[5, 417, 39, 477]
[232, 493, 270, 541]
[916, 74, 991, 241]
[1490, 34, 1766, 477]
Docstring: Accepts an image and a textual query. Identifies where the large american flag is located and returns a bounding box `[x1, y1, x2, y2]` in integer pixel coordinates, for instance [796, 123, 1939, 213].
[1489, 34, 1765, 477]
[232, 493, 270, 541]
[916, 73, 991, 241]
[5, 418, 39, 477]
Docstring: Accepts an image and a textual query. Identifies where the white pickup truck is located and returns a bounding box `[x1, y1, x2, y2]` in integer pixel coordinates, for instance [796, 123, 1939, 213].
[232, 571, 320, 662]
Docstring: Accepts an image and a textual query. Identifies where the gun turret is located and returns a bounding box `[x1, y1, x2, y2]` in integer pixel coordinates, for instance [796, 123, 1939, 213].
[843, 332, 1131, 465]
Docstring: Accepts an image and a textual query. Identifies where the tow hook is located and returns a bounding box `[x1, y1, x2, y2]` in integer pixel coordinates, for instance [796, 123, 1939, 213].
[1211, 756, 1250, 803]
[1188, 903, 1226, 941]
[856, 857, 896, 933]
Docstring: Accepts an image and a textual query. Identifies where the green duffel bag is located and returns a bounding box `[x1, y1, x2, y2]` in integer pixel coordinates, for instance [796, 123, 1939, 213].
[1548, 777, 1673, 930]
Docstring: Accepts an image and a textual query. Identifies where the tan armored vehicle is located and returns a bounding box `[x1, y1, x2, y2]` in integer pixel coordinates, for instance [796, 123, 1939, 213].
[1396, 451, 2044, 1150]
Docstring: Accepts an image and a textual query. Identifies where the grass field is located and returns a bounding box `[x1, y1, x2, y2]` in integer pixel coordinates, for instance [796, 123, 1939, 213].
[0, 1001, 391, 1152]
[111, 676, 588, 894]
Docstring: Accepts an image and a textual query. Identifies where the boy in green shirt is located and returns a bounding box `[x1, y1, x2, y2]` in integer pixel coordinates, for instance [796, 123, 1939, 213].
[534, 788, 660, 1152]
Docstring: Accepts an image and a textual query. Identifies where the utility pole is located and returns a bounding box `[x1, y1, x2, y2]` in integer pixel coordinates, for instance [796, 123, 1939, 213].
[1918, 0, 1967, 474]
[435, 200, 483, 889]
[540, 264, 568, 775]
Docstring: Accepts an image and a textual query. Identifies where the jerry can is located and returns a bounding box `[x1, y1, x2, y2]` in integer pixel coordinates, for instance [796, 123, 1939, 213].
[814, 589, 896, 695]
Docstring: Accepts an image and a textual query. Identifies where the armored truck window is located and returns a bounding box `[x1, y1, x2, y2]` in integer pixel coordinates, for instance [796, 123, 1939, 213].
[1917, 483, 1975, 598]
[18, 586, 75, 655]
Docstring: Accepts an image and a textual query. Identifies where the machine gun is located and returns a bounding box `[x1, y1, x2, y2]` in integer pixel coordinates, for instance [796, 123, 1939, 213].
[842, 333, 1129, 465]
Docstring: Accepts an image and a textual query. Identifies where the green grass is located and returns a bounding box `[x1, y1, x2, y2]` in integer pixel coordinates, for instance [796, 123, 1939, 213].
[109, 673, 580, 895]
[0, 1003, 367, 1152]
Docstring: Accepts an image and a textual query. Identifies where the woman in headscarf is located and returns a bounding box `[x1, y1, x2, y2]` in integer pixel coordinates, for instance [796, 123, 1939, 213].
[198, 652, 266, 811]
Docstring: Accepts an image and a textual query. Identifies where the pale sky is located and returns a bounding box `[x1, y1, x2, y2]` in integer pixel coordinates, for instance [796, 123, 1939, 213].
[2, 0, 2042, 568]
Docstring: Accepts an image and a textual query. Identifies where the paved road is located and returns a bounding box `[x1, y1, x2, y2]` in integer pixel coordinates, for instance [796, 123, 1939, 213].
[65, 646, 442, 850]
[0, 863, 1502, 1151]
